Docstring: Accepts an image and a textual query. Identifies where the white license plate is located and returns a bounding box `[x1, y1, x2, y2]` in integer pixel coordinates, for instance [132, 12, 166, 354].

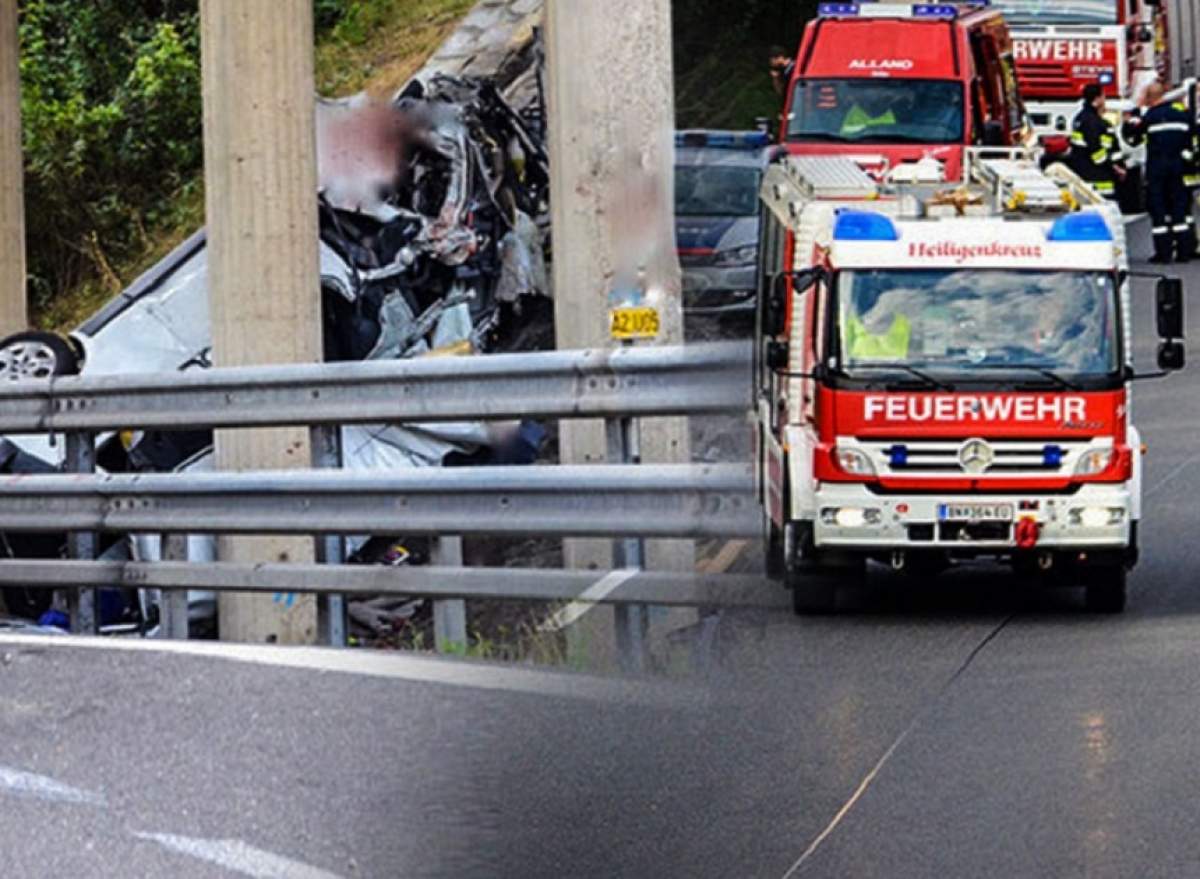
[938, 503, 1014, 523]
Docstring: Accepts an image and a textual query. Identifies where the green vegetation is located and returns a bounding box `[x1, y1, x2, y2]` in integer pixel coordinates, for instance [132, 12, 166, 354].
[22, 0, 474, 331]
[673, 0, 816, 129]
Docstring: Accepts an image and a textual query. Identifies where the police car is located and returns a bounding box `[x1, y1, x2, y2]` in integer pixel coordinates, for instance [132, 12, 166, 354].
[675, 130, 770, 313]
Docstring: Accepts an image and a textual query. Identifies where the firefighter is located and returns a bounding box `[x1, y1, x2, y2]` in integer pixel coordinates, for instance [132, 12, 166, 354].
[1125, 82, 1197, 263]
[1068, 83, 1125, 203]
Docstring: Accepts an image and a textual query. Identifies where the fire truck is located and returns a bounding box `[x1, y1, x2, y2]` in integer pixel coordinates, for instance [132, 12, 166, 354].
[755, 150, 1186, 614]
[782, 2, 1029, 183]
[992, 0, 1199, 142]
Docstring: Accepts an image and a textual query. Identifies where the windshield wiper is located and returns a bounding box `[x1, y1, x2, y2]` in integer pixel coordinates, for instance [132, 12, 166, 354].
[847, 363, 956, 392]
[972, 365, 1081, 391]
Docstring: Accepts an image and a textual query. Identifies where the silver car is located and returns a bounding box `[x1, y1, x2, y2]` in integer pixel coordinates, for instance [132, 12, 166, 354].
[675, 130, 769, 313]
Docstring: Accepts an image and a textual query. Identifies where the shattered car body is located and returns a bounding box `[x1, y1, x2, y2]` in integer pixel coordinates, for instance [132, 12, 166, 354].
[0, 74, 552, 628]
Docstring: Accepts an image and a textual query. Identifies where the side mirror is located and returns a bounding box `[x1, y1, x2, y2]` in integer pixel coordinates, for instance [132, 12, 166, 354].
[766, 268, 823, 337]
[982, 120, 1006, 147]
[1159, 341, 1185, 372]
[1156, 277, 1184, 340]
[766, 340, 789, 371]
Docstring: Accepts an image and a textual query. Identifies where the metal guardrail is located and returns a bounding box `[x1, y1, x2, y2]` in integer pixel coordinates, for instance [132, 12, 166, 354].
[0, 464, 757, 538]
[0, 341, 751, 433]
[0, 341, 761, 657]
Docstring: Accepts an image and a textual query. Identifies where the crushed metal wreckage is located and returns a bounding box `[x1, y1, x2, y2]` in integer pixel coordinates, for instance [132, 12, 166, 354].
[0, 70, 554, 630]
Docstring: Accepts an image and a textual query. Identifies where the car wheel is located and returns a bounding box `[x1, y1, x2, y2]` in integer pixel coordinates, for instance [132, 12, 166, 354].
[2, 586, 53, 620]
[1084, 566, 1127, 614]
[0, 331, 80, 381]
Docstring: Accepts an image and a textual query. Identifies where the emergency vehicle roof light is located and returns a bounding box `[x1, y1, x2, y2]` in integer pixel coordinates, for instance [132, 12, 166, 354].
[1046, 212, 1112, 243]
[675, 130, 771, 150]
[834, 210, 900, 241]
[816, 2, 980, 16]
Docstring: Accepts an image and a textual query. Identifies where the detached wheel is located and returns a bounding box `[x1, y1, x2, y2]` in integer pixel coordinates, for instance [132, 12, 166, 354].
[0, 331, 80, 381]
[1085, 566, 1127, 614]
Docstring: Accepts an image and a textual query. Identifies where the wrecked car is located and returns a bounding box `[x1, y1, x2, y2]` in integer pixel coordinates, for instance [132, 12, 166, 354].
[0, 74, 553, 631]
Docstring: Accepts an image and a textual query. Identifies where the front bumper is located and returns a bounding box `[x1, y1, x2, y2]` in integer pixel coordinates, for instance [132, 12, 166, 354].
[812, 483, 1133, 551]
[681, 265, 756, 313]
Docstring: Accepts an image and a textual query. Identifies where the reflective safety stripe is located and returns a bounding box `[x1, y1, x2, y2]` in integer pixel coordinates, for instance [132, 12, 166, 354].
[1091, 148, 1108, 164]
[1153, 226, 1170, 234]
[1070, 132, 1087, 145]
[1093, 181, 1115, 191]
[1148, 122, 1192, 134]
[1185, 150, 1196, 162]
[1173, 224, 1192, 232]
[1100, 134, 1114, 146]
[1173, 102, 1189, 112]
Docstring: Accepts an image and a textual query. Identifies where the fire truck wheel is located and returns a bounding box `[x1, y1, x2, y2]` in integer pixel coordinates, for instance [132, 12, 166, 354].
[789, 571, 836, 615]
[765, 525, 785, 582]
[1084, 567, 1127, 614]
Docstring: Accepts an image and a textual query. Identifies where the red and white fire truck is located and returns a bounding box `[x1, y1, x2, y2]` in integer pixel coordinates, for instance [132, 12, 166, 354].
[755, 150, 1186, 614]
[781, 2, 1030, 183]
[992, 0, 1199, 143]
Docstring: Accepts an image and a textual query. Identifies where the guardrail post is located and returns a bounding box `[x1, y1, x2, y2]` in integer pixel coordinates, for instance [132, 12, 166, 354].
[158, 534, 189, 640]
[607, 415, 648, 673]
[312, 425, 346, 647]
[433, 536, 467, 655]
[65, 431, 97, 634]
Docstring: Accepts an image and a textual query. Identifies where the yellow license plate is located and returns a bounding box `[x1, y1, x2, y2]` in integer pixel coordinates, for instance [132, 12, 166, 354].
[610, 306, 660, 340]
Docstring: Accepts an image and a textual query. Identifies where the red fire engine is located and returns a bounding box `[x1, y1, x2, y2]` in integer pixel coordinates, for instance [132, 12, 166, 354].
[992, 1, 1166, 137]
[781, 3, 1029, 183]
[755, 151, 1186, 614]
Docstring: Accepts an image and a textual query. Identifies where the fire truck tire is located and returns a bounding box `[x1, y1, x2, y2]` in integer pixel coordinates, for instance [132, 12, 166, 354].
[1084, 567, 1127, 614]
[789, 571, 836, 615]
[765, 524, 785, 582]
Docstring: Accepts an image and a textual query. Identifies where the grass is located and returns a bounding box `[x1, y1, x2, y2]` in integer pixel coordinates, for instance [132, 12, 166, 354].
[315, 0, 478, 97]
[35, 0, 476, 332]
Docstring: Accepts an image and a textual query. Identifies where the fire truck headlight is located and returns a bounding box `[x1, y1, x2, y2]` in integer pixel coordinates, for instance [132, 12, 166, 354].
[1074, 448, 1114, 476]
[821, 507, 882, 529]
[835, 446, 877, 477]
[1069, 507, 1126, 528]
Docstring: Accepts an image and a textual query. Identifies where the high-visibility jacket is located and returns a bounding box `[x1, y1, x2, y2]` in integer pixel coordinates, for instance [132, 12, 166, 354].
[1068, 103, 1122, 196]
[846, 313, 912, 361]
[840, 104, 897, 138]
[1125, 100, 1193, 178]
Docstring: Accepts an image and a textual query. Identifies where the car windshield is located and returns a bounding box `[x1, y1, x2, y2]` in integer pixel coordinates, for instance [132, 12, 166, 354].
[837, 269, 1119, 379]
[788, 79, 964, 144]
[989, 0, 1117, 25]
[675, 165, 761, 217]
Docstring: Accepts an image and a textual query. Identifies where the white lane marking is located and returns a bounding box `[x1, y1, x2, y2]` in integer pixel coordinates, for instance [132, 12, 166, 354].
[0, 634, 689, 706]
[540, 568, 639, 632]
[0, 764, 106, 807]
[134, 832, 343, 879]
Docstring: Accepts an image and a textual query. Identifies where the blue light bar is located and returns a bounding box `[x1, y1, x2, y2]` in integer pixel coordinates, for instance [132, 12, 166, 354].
[674, 130, 771, 150]
[888, 445, 909, 468]
[834, 210, 900, 242]
[913, 4, 960, 16]
[1043, 445, 1064, 468]
[1046, 211, 1113, 243]
[818, 2, 860, 14]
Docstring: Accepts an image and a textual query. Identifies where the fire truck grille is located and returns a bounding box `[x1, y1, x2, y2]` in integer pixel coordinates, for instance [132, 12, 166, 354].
[856, 439, 1100, 478]
[1017, 65, 1075, 94]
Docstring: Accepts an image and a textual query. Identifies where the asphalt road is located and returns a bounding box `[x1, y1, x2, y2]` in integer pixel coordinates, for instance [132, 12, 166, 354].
[4, 218, 1200, 878]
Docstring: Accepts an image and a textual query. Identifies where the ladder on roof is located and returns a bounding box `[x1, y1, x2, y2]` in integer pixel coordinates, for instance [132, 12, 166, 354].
[782, 155, 878, 199]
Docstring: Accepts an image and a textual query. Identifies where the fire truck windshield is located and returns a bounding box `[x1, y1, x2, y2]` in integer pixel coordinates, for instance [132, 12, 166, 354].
[836, 269, 1119, 382]
[989, 0, 1117, 25]
[789, 80, 964, 144]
